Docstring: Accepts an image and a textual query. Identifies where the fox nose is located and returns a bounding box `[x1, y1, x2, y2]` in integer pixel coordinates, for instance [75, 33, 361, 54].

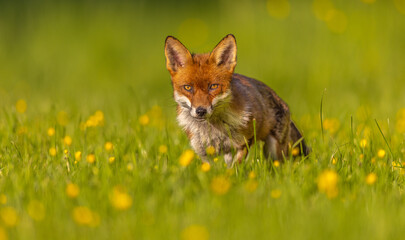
[195, 107, 207, 117]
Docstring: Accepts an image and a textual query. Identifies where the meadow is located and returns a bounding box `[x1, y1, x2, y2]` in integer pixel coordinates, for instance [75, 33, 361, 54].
[1, 0, 405, 239]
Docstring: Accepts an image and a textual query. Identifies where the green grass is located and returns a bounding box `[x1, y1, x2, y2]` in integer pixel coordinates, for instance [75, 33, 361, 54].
[1, 0, 405, 239]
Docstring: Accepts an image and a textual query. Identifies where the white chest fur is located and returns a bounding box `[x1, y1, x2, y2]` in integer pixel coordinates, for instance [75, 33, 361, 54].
[177, 105, 251, 156]
[174, 90, 251, 156]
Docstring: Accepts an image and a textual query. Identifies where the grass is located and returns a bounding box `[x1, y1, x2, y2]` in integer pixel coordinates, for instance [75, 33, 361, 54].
[1, 0, 405, 239]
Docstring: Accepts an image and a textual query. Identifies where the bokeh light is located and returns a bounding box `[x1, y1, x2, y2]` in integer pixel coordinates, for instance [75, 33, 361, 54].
[27, 200, 46, 221]
[267, 0, 291, 19]
[394, 0, 405, 15]
[312, 0, 347, 33]
[325, 9, 348, 34]
[361, 0, 376, 4]
[313, 0, 335, 21]
[181, 224, 209, 240]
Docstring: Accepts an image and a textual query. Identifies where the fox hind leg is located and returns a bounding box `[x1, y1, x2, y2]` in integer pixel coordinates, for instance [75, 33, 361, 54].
[263, 135, 289, 161]
[264, 111, 291, 161]
[290, 121, 310, 156]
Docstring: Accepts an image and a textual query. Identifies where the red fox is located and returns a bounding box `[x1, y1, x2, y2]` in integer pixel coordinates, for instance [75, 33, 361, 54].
[164, 34, 309, 167]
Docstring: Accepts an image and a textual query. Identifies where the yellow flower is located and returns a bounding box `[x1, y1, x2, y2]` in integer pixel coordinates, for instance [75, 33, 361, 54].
[211, 176, 231, 195]
[63, 136, 72, 146]
[84, 111, 104, 128]
[27, 200, 45, 221]
[0, 207, 18, 227]
[392, 161, 401, 168]
[110, 186, 132, 210]
[0, 194, 7, 205]
[72, 206, 100, 227]
[108, 156, 115, 164]
[17, 126, 27, 135]
[159, 145, 168, 154]
[47, 127, 55, 137]
[86, 154, 96, 163]
[49, 147, 57, 156]
[94, 111, 104, 124]
[322, 118, 340, 135]
[75, 151, 82, 161]
[181, 224, 209, 240]
[139, 114, 149, 126]
[206, 146, 216, 155]
[365, 173, 377, 185]
[213, 157, 219, 162]
[72, 206, 92, 225]
[244, 180, 258, 193]
[332, 157, 337, 165]
[270, 189, 282, 199]
[292, 147, 300, 157]
[15, 99, 27, 113]
[318, 170, 338, 199]
[377, 149, 386, 159]
[248, 171, 256, 179]
[201, 162, 211, 172]
[360, 139, 368, 148]
[273, 160, 280, 167]
[179, 150, 194, 167]
[127, 163, 134, 171]
[57, 111, 69, 126]
[104, 142, 113, 151]
[66, 183, 80, 198]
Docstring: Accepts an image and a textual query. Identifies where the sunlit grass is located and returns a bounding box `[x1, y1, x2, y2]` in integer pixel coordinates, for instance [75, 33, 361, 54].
[1, 97, 405, 239]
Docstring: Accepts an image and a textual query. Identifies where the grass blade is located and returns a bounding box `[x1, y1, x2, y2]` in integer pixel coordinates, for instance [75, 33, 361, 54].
[320, 89, 326, 143]
[375, 119, 394, 161]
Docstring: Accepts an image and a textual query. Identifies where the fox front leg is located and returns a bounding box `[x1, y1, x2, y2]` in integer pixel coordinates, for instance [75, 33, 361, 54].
[234, 147, 247, 164]
[224, 147, 247, 168]
[190, 137, 208, 163]
[224, 153, 233, 167]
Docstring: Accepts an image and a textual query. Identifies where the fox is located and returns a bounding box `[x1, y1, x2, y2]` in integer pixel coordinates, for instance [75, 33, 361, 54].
[164, 34, 309, 167]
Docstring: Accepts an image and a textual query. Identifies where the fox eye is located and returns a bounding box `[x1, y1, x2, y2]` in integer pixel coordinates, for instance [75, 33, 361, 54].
[184, 85, 192, 91]
[210, 84, 219, 90]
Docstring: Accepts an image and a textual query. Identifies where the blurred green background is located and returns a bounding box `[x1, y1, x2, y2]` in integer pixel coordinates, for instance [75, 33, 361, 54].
[1, 1, 405, 239]
[1, 0, 405, 121]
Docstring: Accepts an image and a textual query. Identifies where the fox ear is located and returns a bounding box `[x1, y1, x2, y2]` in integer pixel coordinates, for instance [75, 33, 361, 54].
[165, 36, 192, 74]
[210, 34, 237, 72]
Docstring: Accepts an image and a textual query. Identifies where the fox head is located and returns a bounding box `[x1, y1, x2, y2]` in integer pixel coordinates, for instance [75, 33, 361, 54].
[164, 34, 237, 120]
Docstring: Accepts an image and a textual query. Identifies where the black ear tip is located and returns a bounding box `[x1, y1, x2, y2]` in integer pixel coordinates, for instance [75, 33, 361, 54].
[225, 34, 236, 41]
[165, 36, 177, 44]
